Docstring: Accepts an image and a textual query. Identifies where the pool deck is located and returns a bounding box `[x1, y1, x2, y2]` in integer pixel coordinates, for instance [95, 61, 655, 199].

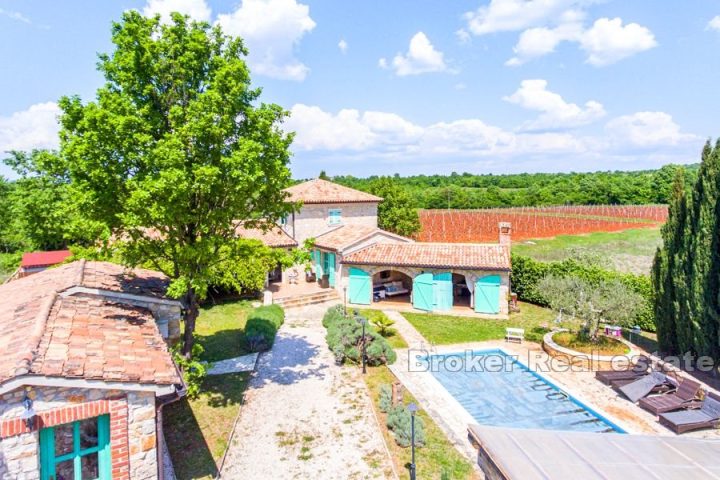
[387, 316, 720, 474]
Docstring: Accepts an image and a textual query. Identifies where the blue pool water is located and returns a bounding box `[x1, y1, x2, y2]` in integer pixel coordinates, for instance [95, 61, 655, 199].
[426, 349, 625, 433]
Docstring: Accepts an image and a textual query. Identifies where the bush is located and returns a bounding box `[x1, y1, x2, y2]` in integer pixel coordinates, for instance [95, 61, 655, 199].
[171, 343, 207, 399]
[386, 404, 425, 447]
[379, 384, 393, 413]
[511, 254, 655, 331]
[323, 307, 397, 365]
[244, 304, 285, 352]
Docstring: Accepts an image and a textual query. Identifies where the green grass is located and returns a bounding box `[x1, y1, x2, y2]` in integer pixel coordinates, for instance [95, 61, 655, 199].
[553, 331, 629, 355]
[404, 302, 578, 344]
[364, 366, 479, 480]
[163, 372, 249, 480]
[359, 309, 408, 349]
[194, 300, 253, 362]
[512, 227, 662, 275]
[164, 299, 260, 479]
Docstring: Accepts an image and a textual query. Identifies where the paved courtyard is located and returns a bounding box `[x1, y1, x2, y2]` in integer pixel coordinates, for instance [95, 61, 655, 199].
[220, 302, 395, 480]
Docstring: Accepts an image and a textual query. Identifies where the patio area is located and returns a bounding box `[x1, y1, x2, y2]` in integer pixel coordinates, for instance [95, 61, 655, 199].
[268, 280, 332, 300]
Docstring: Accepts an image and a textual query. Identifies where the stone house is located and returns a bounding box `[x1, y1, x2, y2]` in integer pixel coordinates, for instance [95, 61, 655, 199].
[0, 260, 184, 480]
[269, 178, 512, 316]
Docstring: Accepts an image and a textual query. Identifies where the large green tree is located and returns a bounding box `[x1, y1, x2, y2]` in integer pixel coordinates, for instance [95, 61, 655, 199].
[58, 11, 295, 356]
[367, 177, 420, 237]
[653, 140, 720, 361]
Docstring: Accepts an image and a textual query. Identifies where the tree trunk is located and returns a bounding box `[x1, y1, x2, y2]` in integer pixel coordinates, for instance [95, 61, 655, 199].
[182, 287, 200, 358]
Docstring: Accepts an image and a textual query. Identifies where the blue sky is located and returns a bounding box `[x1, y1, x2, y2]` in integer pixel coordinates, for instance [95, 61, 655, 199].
[1, 0, 719, 179]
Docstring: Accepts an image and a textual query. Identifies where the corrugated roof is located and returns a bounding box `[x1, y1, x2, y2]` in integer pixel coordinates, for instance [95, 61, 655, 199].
[21, 250, 72, 268]
[468, 424, 720, 480]
[284, 179, 382, 204]
[0, 260, 179, 386]
[341, 242, 511, 270]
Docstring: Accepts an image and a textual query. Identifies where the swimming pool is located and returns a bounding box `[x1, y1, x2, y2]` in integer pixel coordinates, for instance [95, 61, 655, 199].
[425, 349, 625, 433]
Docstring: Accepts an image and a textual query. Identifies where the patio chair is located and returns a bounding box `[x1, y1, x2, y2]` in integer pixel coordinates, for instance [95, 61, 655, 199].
[659, 391, 720, 434]
[616, 371, 674, 403]
[638, 378, 703, 416]
[595, 355, 651, 385]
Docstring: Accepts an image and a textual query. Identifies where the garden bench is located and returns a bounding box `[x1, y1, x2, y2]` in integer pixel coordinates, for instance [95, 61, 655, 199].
[505, 327, 525, 343]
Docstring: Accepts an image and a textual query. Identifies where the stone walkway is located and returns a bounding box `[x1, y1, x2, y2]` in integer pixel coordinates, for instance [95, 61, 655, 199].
[382, 310, 428, 349]
[220, 302, 395, 479]
[206, 353, 258, 375]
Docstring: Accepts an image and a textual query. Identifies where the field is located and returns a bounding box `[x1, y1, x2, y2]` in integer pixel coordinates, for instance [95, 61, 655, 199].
[512, 227, 662, 275]
[417, 205, 667, 243]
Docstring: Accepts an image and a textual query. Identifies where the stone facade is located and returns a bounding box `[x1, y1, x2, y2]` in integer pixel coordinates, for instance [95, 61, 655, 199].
[339, 265, 511, 315]
[0, 386, 159, 480]
[284, 202, 379, 244]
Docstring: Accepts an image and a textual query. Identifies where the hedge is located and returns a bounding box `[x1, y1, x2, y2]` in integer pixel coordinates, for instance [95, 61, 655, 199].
[244, 304, 285, 352]
[511, 254, 655, 332]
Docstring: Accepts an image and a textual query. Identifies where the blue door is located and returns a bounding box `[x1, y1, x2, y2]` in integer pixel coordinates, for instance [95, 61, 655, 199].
[348, 267, 371, 304]
[413, 273, 434, 311]
[475, 275, 501, 314]
[314, 250, 323, 278]
[433, 272, 453, 311]
[326, 252, 336, 287]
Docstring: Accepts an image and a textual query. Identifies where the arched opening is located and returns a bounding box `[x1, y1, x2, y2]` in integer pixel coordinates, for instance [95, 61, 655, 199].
[372, 269, 412, 306]
[452, 273, 472, 310]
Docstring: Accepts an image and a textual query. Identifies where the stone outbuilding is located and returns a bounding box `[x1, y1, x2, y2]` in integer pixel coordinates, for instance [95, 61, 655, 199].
[0, 260, 185, 480]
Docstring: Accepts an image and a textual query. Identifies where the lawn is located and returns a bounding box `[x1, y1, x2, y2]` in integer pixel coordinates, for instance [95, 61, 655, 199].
[364, 365, 479, 480]
[512, 227, 662, 275]
[359, 309, 408, 349]
[164, 299, 256, 479]
[404, 302, 578, 345]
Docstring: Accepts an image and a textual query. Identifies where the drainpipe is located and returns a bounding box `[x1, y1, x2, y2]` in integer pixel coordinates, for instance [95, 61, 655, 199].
[156, 361, 188, 479]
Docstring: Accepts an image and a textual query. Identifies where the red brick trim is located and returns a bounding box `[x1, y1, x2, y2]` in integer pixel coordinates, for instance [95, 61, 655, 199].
[0, 395, 131, 480]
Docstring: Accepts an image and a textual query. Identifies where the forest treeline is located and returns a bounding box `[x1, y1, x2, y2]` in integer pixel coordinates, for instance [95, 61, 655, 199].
[332, 164, 699, 209]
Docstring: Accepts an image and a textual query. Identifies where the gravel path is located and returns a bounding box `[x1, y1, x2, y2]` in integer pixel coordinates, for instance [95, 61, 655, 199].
[220, 302, 395, 480]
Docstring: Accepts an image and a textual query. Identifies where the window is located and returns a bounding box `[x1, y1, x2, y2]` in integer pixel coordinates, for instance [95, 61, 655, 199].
[328, 208, 342, 225]
[40, 415, 111, 480]
[280, 215, 288, 225]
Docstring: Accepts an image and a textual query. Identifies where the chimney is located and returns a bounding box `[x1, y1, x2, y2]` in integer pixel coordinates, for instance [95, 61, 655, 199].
[499, 222, 511, 245]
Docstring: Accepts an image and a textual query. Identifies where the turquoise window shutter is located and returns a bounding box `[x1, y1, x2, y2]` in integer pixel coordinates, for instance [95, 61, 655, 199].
[328, 208, 342, 225]
[327, 252, 336, 287]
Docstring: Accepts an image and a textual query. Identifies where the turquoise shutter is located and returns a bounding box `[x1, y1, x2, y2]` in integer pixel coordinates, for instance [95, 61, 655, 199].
[475, 275, 501, 314]
[348, 267, 371, 304]
[433, 272, 453, 311]
[412, 273, 434, 311]
[327, 252, 336, 287]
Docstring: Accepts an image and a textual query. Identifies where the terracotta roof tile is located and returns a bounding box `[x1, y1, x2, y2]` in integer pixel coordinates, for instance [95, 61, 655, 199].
[0, 260, 180, 386]
[314, 226, 412, 252]
[341, 242, 511, 270]
[235, 224, 297, 248]
[284, 179, 382, 204]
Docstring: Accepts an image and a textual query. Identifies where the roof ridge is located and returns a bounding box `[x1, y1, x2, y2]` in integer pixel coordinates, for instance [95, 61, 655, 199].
[76, 258, 87, 286]
[15, 291, 59, 377]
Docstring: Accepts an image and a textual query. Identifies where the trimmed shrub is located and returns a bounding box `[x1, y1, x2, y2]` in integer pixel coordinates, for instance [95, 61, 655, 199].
[386, 404, 425, 447]
[323, 307, 397, 365]
[244, 304, 285, 352]
[379, 384, 393, 413]
[511, 254, 655, 332]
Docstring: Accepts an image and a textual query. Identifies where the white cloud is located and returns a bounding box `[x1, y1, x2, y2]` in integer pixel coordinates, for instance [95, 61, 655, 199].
[142, 0, 212, 22]
[216, 0, 316, 81]
[580, 17, 657, 66]
[338, 39, 348, 54]
[380, 32, 448, 76]
[0, 102, 60, 156]
[708, 15, 720, 31]
[605, 112, 697, 148]
[455, 28, 471, 44]
[504, 79, 605, 130]
[464, 0, 583, 35]
[0, 8, 32, 24]
[506, 21, 583, 65]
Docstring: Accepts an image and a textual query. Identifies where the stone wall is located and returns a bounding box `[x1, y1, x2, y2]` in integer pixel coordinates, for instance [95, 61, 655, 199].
[338, 265, 510, 316]
[291, 203, 378, 244]
[0, 386, 159, 480]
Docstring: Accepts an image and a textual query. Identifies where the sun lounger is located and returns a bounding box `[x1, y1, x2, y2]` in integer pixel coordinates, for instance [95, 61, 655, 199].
[638, 378, 703, 416]
[617, 371, 672, 403]
[659, 392, 720, 434]
[595, 355, 651, 385]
